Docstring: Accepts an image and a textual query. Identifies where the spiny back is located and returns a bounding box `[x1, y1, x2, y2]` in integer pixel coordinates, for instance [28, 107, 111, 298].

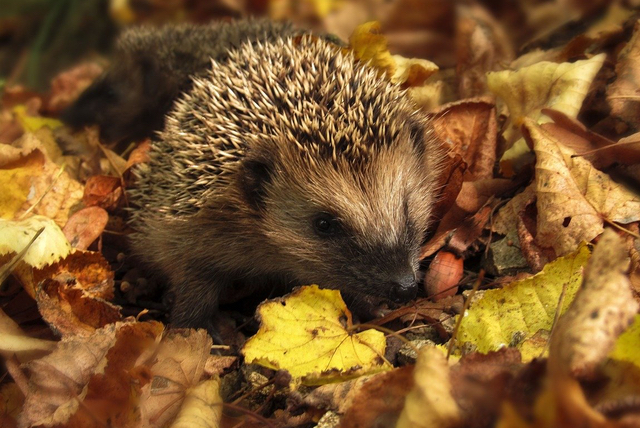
[131, 36, 420, 220]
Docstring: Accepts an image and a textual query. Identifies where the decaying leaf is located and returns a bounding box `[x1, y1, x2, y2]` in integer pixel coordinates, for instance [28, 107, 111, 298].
[429, 97, 498, 181]
[0, 133, 83, 226]
[457, 244, 591, 361]
[242, 285, 390, 386]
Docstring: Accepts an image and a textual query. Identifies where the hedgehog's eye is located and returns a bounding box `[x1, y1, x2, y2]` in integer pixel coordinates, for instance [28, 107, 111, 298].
[312, 213, 341, 237]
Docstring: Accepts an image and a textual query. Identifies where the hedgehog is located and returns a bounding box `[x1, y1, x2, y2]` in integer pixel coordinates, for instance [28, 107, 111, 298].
[61, 19, 298, 144]
[127, 31, 443, 339]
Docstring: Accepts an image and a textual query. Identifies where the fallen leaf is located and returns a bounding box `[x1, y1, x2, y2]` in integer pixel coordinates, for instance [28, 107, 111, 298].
[339, 367, 414, 427]
[429, 97, 498, 181]
[82, 175, 123, 210]
[63, 206, 109, 250]
[549, 229, 639, 379]
[170, 378, 222, 428]
[0, 149, 44, 220]
[457, 244, 591, 360]
[0, 216, 72, 269]
[242, 285, 390, 386]
[488, 54, 605, 175]
[526, 119, 640, 256]
[396, 346, 460, 428]
[349, 21, 439, 87]
[139, 329, 214, 427]
[607, 20, 640, 132]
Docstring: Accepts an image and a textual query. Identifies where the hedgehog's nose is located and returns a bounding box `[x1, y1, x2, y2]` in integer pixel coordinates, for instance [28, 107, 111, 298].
[390, 273, 418, 303]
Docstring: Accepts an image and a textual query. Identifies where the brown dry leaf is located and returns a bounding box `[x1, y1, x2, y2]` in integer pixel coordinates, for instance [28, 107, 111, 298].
[0, 382, 23, 428]
[125, 139, 152, 170]
[549, 228, 639, 379]
[541, 108, 640, 169]
[488, 54, 605, 176]
[18, 321, 164, 428]
[451, 349, 530, 426]
[607, 20, 640, 132]
[396, 346, 460, 428]
[338, 367, 414, 427]
[525, 120, 640, 256]
[429, 97, 498, 180]
[36, 275, 121, 336]
[456, 3, 514, 98]
[170, 378, 222, 428]
[63, 206, 109, 250]
[17, 323, 121, 427]
[139, 329, 214, 428]
[82, 175, 123, 210]
[422, 179, 516, 258]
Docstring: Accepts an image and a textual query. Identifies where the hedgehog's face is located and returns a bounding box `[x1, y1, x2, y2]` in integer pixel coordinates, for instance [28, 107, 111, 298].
[240, 127, 439, 309]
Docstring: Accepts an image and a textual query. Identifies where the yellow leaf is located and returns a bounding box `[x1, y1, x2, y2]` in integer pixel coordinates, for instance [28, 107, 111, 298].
[349, 21, 396, 79]
[349, 22, 438, 87]
[0, 216, 72, 269]
[13, 105, 63, 133]
[610, 315, 640, 367]
[242, 285, 390, 386]
[457, 244, 591, 361]
[488, 54, 605, 175]
[0, 149, 44, 219]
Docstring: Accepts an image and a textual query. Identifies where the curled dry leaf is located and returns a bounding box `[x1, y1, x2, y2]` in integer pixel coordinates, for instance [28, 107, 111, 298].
[63, 206, 109, 250]
[339, 367, 414, 427]
[549, 229, 639, 379]
[18, 321, 165, 428]
[429, 97, 498, 181]
[396, 346, 460, 428]
[242, 285, 390, 387]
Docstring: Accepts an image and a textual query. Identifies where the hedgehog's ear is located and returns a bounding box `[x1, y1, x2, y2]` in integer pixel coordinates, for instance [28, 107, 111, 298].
[407, 120, 428, 157]
[239, 154, 274, 211]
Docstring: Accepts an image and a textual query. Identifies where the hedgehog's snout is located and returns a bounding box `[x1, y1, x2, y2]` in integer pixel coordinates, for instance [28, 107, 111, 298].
[389, 271, 418, 303]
